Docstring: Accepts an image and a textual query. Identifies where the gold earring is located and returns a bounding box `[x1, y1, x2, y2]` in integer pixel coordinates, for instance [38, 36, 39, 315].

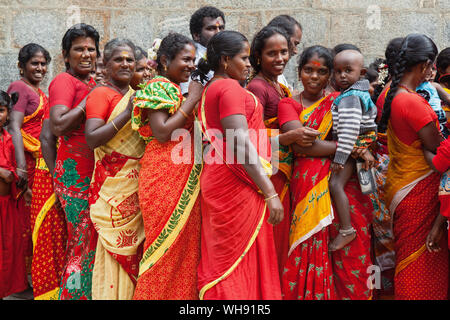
[224, 62, 228, 71]
[164, 65, 167, 72]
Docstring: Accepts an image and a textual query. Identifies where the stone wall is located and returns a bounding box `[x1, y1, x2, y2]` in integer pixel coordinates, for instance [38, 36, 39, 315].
[0, 0, 449, 92]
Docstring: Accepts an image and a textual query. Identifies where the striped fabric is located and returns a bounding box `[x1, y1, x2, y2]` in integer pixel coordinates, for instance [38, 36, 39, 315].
[332, 79, 377, 165]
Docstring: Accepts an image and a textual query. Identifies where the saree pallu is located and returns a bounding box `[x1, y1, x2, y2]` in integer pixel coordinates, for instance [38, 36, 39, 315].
[30, 154, 67, 300]
[386, 123, 448, 300]
[393, 173, 448, 300]
[281, 94, 336, 300]
[330, 177, 374, 300]
[264, 117, 293, 280]
[89, 89, 146, 300]
[132, 76, 202, 300]
[197, 84, 281, 300]
[18, 90, 47, 275]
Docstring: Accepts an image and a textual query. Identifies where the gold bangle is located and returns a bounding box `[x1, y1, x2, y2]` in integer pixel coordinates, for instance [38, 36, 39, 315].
[178, 108, 189, 119]
[76, 105, 86, 114]
[264, 193, 278, 201]
[111, 120, 119, 132]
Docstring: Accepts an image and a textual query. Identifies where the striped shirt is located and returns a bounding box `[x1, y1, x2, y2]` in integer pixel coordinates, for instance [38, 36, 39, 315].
[332, 79, 377, 165]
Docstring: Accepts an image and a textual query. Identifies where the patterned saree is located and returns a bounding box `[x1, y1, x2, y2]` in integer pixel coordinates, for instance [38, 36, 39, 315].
[89, 88, 146, 300]
[131, 76, 202, 300]
[21, 89, 47, 274]
[281, 94, 336, 300]
[385, 122, 448, 300]
[30, 94, 67, 300]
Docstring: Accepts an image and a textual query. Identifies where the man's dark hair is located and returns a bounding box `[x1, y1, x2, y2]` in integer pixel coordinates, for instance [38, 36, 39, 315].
[189, 6, 225, 39]
[267, 15, 302, 38]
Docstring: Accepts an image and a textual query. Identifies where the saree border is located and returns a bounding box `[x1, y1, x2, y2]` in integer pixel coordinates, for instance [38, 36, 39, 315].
[32, 192, 56, 253]
[138, 162, 202, 277]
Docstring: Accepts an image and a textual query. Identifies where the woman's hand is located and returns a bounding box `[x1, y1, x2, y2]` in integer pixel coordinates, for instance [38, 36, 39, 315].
[126, 93, 136, 113]
[266, 195, 284, 225]
[286, 127, 321, 147]
[23, 187, 32, 207]
[16, 169, 28, 190]
[426, 215, 446, 253]
[352, 148, 376, 170]
[187, 80, 204, 103]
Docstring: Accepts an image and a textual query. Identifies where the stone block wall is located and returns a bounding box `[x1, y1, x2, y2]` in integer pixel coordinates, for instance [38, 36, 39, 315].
[0, 0, 449, 92]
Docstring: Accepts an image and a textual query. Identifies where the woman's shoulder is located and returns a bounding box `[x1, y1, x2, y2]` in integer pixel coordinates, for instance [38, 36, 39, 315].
[279, 96, 299, 107]
[247, 77, 267, 90]
[208, 78, 243, 93]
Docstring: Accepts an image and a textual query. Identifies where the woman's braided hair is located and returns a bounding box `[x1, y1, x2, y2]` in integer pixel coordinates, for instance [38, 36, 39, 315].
[378, 33, 438, 133]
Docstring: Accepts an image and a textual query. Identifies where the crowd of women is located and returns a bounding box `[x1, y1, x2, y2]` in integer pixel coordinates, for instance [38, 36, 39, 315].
[0, 6, 449, 301]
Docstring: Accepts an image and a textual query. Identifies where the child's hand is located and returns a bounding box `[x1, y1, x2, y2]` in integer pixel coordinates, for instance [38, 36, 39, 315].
[331, 162, 344, 173]
[24, 188, 32, 207]
[0, 168, 14, 183]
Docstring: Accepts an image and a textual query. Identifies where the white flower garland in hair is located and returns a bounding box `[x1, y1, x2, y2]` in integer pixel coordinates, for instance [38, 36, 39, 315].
[147, 38, 162, 61]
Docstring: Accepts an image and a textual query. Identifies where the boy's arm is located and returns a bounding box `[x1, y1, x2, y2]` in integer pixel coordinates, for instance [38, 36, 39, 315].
[333, 95, 362, 166]
[431, 82, 450, 106]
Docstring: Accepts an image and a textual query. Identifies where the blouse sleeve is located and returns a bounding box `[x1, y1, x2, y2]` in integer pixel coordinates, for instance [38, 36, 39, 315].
[217, 79, 247, 120]
[49, 73, 76, 109]
[7, 81, 28, 114]
[86, 87, 113, 121]
[432, 138, 450, 173]
[278, 98, 301, 127]
[404, 94, 438, 132]
[247, 80, 268, 109]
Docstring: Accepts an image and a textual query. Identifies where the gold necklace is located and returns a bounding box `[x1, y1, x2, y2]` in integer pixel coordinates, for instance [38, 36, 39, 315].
[299, 90, 325, 108]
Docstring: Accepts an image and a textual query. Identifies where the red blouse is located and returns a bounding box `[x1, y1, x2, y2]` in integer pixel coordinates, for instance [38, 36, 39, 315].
[390, 92, 438, 146]
[86, 86, 123, 121]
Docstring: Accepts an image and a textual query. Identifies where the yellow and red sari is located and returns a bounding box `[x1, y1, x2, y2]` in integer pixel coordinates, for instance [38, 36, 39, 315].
[19, 89, 47, 274]
[131, 76, 202, 300]
[89, 88, 146, 300]
[385, 122, 448, 300]
[280, 94, 337, 300]
[30, 94, 67, 300]
[197, 79, 280, 300]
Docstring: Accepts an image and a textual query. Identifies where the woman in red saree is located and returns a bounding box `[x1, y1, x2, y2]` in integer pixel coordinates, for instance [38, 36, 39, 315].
[7, 44, 52, 280]
[196, 31, 283, 300]
[49, 24, 100, 300]
[247, 26, 294, 278]
[0, 92, 29, 299]
[131, 33, 203, 300]
[379, 33, 448, 300]
[85, 39, 145, 300]
[279, 45, 376, 300]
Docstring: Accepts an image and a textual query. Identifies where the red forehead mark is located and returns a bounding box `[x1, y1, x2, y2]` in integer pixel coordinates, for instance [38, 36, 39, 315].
[311, 60, 322, 67]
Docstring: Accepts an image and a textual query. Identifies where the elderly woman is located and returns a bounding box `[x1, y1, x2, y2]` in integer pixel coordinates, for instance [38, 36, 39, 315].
[85, 38, 145, 300]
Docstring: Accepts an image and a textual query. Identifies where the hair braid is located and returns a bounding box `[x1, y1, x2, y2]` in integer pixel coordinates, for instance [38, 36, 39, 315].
[378, 49, 407, 133]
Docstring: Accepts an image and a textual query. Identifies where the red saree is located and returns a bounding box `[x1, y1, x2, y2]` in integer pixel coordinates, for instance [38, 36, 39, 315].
[247, 78, 293, 279]
[30, 95, 67, 300]
[132, 77, 201, 300]
[278, 94, 337, 300]
[197, 79, 280, 300]
[385, 92, 448, 300]
[0, 129, 28, 298]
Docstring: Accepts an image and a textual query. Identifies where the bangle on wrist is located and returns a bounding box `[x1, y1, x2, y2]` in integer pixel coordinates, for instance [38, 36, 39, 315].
[111, 120, 119, 132]
[16, 168, 27, 173]
[76, 105, 86, 114]
[178, 107, 190, 119]
[264, 193, 278, 201]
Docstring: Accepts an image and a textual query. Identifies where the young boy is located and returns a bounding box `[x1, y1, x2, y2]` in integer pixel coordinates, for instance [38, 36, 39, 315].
[329, 49, 378, 251]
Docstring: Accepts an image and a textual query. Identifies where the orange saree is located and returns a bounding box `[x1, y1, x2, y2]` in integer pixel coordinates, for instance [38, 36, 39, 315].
[131, 77, 202, 300]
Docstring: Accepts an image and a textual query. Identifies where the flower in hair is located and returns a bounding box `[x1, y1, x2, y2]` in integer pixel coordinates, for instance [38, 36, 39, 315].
[147, 38, 162, 61]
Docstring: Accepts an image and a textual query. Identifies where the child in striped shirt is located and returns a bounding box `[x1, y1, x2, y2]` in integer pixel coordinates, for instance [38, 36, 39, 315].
[329, 49, 378, 251]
